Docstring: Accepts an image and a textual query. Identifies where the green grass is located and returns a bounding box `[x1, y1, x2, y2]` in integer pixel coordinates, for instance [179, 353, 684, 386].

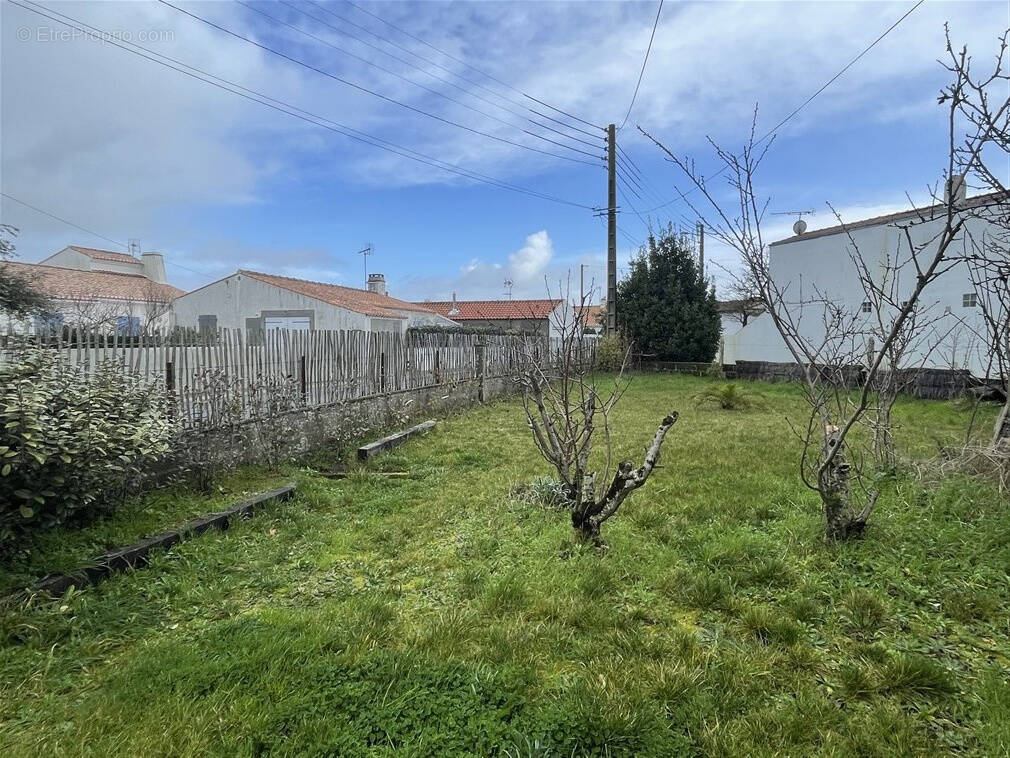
[1, 374, 1009, 756]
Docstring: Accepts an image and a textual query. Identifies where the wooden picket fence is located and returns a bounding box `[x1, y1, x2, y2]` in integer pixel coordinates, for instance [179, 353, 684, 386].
[0, 328, 579, 429]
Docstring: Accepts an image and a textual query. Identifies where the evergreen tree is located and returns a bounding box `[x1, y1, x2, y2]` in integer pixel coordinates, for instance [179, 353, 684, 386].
[616, 225, 720, 362]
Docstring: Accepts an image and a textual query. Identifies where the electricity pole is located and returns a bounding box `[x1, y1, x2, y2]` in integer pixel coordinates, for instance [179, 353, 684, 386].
[697, 222, 704, 280]
[606, 123, 617, 334]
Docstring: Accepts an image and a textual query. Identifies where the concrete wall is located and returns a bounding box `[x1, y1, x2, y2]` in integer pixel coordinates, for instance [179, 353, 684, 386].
[724, 210, 996, 376]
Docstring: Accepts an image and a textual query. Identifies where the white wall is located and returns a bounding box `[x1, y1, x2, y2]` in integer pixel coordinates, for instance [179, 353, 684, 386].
[724, 209, 995, 375]
[172, 274, 374, 332]
[41, 247, 144, 277]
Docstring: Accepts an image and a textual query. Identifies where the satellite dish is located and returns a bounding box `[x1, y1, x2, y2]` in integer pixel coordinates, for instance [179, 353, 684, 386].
[793, 219, 807, 235]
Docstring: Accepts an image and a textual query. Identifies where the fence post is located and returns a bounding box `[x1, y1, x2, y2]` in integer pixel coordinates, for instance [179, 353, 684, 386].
[380, 351, 387, 393]
[299, 355, 307, 402]
[475, 340, 487, 403]
[165, 360, 176, 418]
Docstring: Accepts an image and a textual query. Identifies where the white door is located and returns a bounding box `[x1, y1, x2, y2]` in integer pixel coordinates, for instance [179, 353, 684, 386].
[264, 316, 311, 331]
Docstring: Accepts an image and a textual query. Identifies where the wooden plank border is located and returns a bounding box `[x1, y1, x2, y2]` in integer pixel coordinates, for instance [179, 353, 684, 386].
[357, 420, 436, 460]
[3, 484, 296, 603]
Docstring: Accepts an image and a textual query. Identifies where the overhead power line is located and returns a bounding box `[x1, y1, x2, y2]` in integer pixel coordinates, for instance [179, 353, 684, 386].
[297, 0, 603, 142]
[249, 0, 603, 156]
[757, 0, 926, 143]
[618, 0, 663, 130]
[1, 192, 128, 249]
[636, 0, 926, 214]
[1, 192, 215, 279]
[159, 0, 601, 167]
[12, 0, 595, 211]
[344, 0, 605, 130]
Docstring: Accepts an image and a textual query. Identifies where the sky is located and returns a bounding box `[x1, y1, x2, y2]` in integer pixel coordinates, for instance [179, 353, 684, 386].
[1, 0, 1008, 302]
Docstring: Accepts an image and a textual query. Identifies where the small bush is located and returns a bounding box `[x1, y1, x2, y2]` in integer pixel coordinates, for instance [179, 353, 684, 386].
[694, 383, 761, 410]
[0, 346, 176, 550]
[594, 333, 626, 372]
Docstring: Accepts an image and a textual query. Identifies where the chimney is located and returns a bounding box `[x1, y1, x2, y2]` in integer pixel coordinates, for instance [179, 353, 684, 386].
[945, 173, 966, 205]
[367, 272, 387, 295]
[140, 251, 167, 284]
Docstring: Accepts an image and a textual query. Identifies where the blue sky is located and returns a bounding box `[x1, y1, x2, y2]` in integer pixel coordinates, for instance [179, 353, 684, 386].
[2, 0, 1008, 300]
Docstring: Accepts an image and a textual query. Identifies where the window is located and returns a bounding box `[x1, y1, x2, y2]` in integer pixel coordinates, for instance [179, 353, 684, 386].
[860, 301, 872, 313]
[33, 313, 63, 336]
[962, 292, 978, 308]
[198, 314, 218, 336]
[116, 315, 141, 336]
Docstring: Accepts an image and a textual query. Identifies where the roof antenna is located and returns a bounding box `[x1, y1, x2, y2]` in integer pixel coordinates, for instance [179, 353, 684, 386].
[357, 243, 373, 285]
[772, 210, 816, 235]
[449, 291, 460, 316]
[128, 239, 142, 256]
[503, 278, 514, 300]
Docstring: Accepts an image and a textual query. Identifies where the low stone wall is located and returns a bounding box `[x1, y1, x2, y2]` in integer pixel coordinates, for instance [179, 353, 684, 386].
[732, 360, 973, 400]
[152, 374, 516, 485]
[636, 358, 975, 400]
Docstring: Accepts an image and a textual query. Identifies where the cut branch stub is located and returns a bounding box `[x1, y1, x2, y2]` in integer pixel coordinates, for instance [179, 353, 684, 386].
[573, 411, 679, 542]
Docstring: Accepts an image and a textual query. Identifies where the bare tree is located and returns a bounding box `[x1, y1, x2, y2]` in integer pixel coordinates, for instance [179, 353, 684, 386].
[946, 28, 1010, 449]
[518, 282, 677, 543]
[140, 281, 173, 333]
[638, 27, 1006, 540]
[719, 261, 766, 328]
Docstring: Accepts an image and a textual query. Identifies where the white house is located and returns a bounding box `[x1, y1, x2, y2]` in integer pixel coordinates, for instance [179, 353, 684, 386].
[2, 245, 182, 334]
[723, 185, 1004, 377]
[41, 245, 169, 283]
[172, 270, 457, 335]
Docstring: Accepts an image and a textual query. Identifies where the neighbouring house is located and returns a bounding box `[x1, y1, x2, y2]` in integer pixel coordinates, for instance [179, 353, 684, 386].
[577, 303, 606, 335]
[1, 245, 182, 334]
[172, 270, 457, 336]
[722, 181, 1004, 376]
[416, 296, 569, 338]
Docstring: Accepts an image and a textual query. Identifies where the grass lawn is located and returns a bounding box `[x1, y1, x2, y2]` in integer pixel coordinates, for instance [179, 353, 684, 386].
[2, 374, 1009, 756]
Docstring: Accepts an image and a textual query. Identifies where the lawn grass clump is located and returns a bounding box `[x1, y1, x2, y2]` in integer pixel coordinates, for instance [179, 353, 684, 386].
[0, 374, 1007, 756]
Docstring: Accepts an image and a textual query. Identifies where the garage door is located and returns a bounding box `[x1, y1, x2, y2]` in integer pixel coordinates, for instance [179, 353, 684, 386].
[264, 316, 311, 331]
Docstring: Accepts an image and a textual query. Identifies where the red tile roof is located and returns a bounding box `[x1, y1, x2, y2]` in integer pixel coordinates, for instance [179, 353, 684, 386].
[417, 299, 563, 321]
[577, 304, 605, 326]
[3, 262, 183, 302]
[770, 191, 1007, 247]
[67, 246, 141, 264]
[239, 270, 441, 320]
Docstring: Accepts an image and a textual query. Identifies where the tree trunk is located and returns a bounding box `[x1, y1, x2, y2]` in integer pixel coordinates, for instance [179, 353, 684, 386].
[821, 425, 877, 540]
[992, 395, 1010, 451]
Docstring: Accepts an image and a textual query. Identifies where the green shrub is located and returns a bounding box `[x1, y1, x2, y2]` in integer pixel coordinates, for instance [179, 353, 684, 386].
[594, 333, 626, 372]
[0, 346, 176, 550]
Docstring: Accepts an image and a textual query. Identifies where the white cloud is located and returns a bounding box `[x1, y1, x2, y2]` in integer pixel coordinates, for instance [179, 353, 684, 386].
[396, 228, 613, 301]
[508, 230, 553, 281]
